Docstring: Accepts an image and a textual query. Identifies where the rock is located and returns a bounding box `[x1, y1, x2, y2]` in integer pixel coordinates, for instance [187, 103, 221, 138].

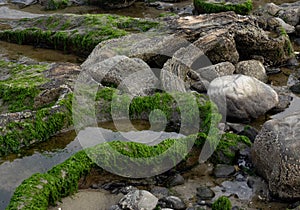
[88, 0, 136, 9]
[86, 55, 158, 96]
[209, 75, 279, 121]
[160, 45, 207, 92]
[194, 30, 239, 64]
[290, 83, 300, 94]
[193, 0, 252, 15]
[212, 181, 253, 200]
[165, 174, 185, 187]
[158, 196, 186, 210]
[150, 186, 170, 199]
[296, 25, 300, 37]
[109, 205, 122, 210]
[213, 164, 236, 178]
[118, 190, 158, 210]
[265, 67, 281, 75]
[252, 112, 300, 200]
[194, 62, 235, 82]
[235, 60, 267, 82]
[278, 7, 300, 26]
[173, 12, 294, 65]
[275, 18, 295, 34]
[119, 186, 138, 195]
[265, 3, 281, 16]
[149, 1, 174, 10]
[196, 186, 215, 200]
[237, 126, 258, 143]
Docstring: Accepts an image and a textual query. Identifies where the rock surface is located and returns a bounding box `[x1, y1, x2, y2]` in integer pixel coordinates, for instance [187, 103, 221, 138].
[252, 112, 300, 200]
[235, 60, 267, 82]
[118, 190, 158, 210]
[208, 74, 279, 121]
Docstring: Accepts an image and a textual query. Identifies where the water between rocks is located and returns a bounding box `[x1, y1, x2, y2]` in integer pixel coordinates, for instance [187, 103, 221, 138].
[1, 0, 300, 208]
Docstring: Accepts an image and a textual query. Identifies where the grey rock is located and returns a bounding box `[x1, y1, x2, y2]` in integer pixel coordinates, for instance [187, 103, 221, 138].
[158, 196, 186, 210]
[290, 83, 300, 94]
[265, 3, 281, 16]
[109, 205, 122, 210]
[252, 112, 300, 199]
[235, 60, 267, 82]
[209, 75, 279, 121]
[196, 186, 215, 200]
[118, 190, 158, 210]
[195, 62, 235, 82]
[278, 7, 300, 26]
[150, 186, 170, 199]
[86, 55, 158, 96]
[213, 164, 235, 178]
[275, 17, 295, 34]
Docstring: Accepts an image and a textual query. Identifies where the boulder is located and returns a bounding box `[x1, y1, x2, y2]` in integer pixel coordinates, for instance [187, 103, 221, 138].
[85, 55, 158, 96]
[118, 190, 158, 210]
[193, 0, 252, 15]
[173, 12, 294, 65]
[195, 62, 235, 82]
[208, 75, 278, 121]
[235, 60, 267, 82]
[252, 112, 300, 200]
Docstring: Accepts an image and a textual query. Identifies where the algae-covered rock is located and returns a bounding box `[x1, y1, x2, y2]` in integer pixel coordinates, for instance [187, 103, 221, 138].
[193, 0, 252, 15]
[0, 14, 160, 57]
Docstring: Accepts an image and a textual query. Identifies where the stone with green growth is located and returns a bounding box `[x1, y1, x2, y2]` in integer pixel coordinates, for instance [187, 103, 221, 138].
[194, 0, 253, 15]
[0, 14, 160, 57]
[212, 196, 232, 210]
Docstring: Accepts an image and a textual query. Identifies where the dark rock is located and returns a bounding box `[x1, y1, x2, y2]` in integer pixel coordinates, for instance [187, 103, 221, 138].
[88, 0, 136, 9]
[213, 164, 235, 178]
[109, 205, 122, 210]
[209, 75, 279, 121]
[165, 174, 185, 187]
[150, 186, 170, 199]
[265, 67, 281, 75]
[119, 190, 158, 210]
[252, 112, 300, 200]
[158, 196, 186, 210]
[196, 186, 215, 200]
[290, 83, 300, 94]
[237, 126, 258, 143]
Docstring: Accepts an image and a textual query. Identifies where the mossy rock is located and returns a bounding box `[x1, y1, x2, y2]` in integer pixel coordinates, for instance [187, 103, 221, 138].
[193, 0, 253, 15]
[7, 131, 248, 209]
[212, 196, 232, 210]
[0, 14, 160, 57]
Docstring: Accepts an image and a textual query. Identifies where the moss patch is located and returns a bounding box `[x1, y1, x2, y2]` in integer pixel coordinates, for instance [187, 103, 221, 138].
[0, 14, 160, 57]
[0, 60, 49, 113]
[194, 0, 252, 15]
[95, 87, 221, 134]
[212, 196, 232, 210]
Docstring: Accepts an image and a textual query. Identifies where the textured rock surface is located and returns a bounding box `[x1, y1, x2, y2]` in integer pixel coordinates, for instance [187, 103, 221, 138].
[252, 112, 300, 200]
[235, 60, 267, 82]
[118, 190, 158, 210]
[209, 74, 279, 121]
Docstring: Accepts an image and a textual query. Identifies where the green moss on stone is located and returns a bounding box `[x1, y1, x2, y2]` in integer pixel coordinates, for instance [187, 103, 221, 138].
[194, 0, 252, 15]
[0, 14, 160, 57]
[212, 196, 232, 210]
[0, 60, 49, 112]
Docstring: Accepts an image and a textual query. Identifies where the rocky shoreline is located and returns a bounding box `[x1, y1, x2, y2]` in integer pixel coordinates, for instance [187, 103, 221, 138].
[1, 0, 300, 209]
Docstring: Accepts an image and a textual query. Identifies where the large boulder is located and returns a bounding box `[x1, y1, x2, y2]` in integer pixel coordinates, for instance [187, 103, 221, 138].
[209, 74, 278, 121]
[173, 12, 294, 65]
[252, 112, 300, 200]
[85, 55, 158, 96]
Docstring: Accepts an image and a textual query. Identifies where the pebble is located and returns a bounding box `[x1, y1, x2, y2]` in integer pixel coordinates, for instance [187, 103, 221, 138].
[213, 164, 236, 178]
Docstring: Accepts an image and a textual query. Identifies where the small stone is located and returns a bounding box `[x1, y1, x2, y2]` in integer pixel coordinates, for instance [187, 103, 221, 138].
[158, 196, 186, 210]
[166, 174, 185, 187]
[235, 60, 267, 82]
[213, 164, 236, 178]
[265, 67, 281, 75]
[265, 3, 281, 16]
[118, 190, 158, 210]
[119, 186, 138, 195]
[290, 83, 300, 94]
[109, 205, 122, 210]
[196, 186, 215, 200]
[150, 186, 170, 199]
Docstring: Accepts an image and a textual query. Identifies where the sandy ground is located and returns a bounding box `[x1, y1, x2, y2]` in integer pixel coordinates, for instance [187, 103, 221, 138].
[48, 189, 123, 210]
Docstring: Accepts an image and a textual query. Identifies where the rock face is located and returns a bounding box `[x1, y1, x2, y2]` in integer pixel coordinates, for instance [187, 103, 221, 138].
[118, 190, 158, 210]
[235, 60, 267, 82]
[252, 113, 300, 200]
[209, 75, 278, 121]
[173, 12, 294, 65]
